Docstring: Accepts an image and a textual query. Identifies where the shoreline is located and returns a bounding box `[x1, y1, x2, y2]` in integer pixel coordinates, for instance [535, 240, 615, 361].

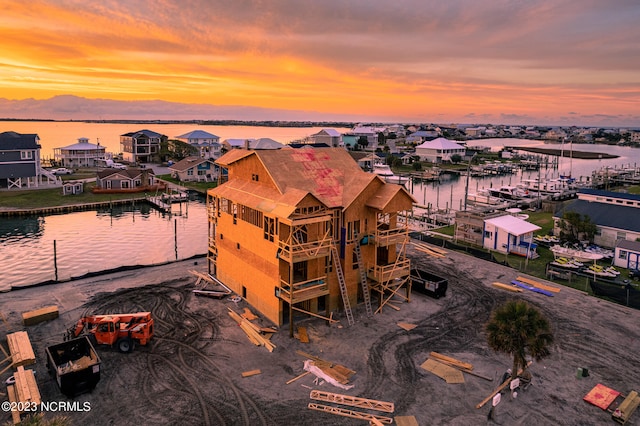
[506, 145, 619, 159]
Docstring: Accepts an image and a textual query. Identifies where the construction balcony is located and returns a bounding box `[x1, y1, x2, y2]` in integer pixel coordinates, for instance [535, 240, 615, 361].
[277, 238, 332, 263]
[367, 258, 411, 284]
[277, 276, 329, 304]
[373, 227, 408, 247]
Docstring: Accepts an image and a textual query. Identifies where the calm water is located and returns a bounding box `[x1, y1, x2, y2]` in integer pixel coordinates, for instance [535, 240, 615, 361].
[2, 120, 640, 290]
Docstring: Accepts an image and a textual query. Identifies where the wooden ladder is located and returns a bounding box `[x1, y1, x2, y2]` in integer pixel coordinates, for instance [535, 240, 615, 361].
[354, 232, 373, 317]
[331, 245, 354, 326]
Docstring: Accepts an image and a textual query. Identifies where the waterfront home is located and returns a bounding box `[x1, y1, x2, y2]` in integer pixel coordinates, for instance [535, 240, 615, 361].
[406, 130, 440, 145]
[0, 131, 59, 189]
[169, 157, 217, 182]
[482, 214, 541, 259]
[120, 129, 168, 164]
[614, 239, 640, 272]
[310, 129, 342, 147]
[221, 138, 284, 151]
[95, 168, 158, 192]
[554, 189, 640, 248]
[207, 146, 415, 330]
[54, 137, 108, 168]
[175, 130, 221, 160]
[415, 137, 466, 163]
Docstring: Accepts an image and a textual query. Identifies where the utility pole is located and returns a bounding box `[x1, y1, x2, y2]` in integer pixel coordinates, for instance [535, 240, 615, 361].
[463, 153, 476, 211]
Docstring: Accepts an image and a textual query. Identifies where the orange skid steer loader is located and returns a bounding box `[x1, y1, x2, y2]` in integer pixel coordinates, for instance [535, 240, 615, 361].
[65, 312, 154, 353]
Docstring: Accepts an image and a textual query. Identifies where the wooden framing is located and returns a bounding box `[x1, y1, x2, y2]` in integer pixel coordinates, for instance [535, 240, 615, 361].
[309, 390, 394, 413]
[307, 403, 393, 424]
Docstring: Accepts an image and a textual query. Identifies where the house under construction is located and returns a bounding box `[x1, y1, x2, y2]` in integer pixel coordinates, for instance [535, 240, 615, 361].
[206, 147, 415, 334]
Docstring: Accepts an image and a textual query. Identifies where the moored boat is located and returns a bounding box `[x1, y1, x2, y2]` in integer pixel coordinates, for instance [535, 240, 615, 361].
[373, 164, 409, 185]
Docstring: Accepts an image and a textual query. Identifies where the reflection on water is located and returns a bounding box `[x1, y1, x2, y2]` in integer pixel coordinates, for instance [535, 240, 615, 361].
[0, 198, 208, 291]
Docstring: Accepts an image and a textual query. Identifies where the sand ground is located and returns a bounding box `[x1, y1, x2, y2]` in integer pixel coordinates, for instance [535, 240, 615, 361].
[1, 240, 639, 426]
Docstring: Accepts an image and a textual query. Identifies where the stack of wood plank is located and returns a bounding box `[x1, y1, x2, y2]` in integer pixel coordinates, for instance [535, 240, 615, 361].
[22, 305, 59, 326]
[6, 331, 35, 368]
[613, 390, 640, 425]
[6, 365, 41, 425]
[421, 352, 492, 383]
[227, 308, 276, 352]
[297, 350, 355, 385]
[412, 242, 447, 258]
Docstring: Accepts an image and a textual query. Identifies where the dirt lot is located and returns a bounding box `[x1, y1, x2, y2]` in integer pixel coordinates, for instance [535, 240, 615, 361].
[1, 240, 639, 426]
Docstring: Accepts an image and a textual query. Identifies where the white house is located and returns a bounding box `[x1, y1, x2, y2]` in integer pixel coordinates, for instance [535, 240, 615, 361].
[310, 129, 342, 147]
[415, 137, 466, 163]
[483, 214, 541, 258]
[175, 130, 221, 160]
[614, 240, 640, 271]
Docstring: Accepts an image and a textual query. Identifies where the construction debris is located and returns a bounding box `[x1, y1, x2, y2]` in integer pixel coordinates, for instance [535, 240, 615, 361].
[310, 390, 394, 413]
[491, 282, 523, 292]
[613, 390, 640, 425]
[297, 326, 309, 343]
[420, 358, 464, 384]
[241, 369, 261, 378]
[308, 403, 393, 424]
[515, 276, 561, 293]
[397, 322, 417, 331]
[394, 416, 419, 426]
[21, 305, 59, 326]
[227, 308, 276, 352]
[190, 270, 232, 298]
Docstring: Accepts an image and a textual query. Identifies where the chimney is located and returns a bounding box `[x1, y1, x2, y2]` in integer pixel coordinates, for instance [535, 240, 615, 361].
[244, 139, 250, 150]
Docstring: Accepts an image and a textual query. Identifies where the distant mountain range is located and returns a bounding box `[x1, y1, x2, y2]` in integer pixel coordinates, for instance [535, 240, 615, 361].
[0, 95, 368, 122]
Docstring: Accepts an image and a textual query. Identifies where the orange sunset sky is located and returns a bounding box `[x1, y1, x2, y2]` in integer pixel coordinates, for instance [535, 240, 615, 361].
[1, 0, 639, 126]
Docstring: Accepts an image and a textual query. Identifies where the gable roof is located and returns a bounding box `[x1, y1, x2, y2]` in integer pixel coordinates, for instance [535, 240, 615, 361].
[0, 131, 40, 150]
[217, 147, 394, 209]
[416, 137, 465, 150]
[169, 156, 215, 172]
[175, 130, 219, 139]
[617, 239, 640, 252]
[313, 129, 341, 137]
[485, 214, 541, 235]
[556, 199, 640, 233]
[97, 168, 155, 179]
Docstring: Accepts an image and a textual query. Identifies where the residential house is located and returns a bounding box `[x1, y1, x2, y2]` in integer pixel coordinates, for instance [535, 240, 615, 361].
[406, 130, 439, 145]
[0, 131, 58, 189]
[613, 239, 640, 272]
[95, 168, 158, 192]
[415, 137, 466, 163]
[54, 137, 108, 168]
[120, 130, 168, 164]
[169, 157, 217, 182]
[310, 129, 342, 147]
[175, 130, 222, 160]
[483, 214, 541, 258]
[554, 189, 640, 248]
[207, 147, 415, 330]
[221, 138, 284, 151]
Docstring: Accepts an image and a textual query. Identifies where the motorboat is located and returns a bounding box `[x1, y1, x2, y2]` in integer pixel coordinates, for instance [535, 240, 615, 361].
[550, 245, 604, 263]
[486, 185, 529, 200]
[373, 164, 409, 185]
[550, 257, 582, 269]
[586, 264, 618, 278]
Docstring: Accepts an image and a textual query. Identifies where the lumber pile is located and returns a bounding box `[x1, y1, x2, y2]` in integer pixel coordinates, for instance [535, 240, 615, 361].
[307, 390, 394, 424]
[6, 366, 41, 424]
[22, 305, 59, 326]
[613, 390, 640, 425]
[190, 270, 232, 298]
[297, 350, 356, 386]
[6, 331, 35, 368]
[227, 308, 276, 352]
[515, 276, 561, 293]
[491, 282, 523, 293]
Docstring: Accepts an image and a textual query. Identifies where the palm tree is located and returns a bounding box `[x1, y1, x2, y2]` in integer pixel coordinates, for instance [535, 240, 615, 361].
[485, 300, 554, 381]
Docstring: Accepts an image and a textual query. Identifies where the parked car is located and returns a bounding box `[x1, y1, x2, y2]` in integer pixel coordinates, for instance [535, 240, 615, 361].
[51, 168, 73, 175]
[111, 163, 127, 170]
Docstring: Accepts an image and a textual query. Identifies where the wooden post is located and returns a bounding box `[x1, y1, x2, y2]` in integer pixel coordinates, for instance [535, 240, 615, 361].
[53, 239, 58, 281]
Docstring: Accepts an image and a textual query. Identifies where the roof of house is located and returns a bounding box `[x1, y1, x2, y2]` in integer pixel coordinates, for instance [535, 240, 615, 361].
[416, 137, 465, 151]
[97, 168, 155, 179]
[312, 129, 341, 137]
[616, 239, 640, 252]
[169, 156, 215, 172]
[175, 130, 220, 139]
[485, 214, 541, 235]
[0, 131, 40, 150]
[121, 129, 165, 138]
[215, 147, 414, 210]
[579, 188, 640, 202]
[222, 138, 283, 149]
[556, 199, 640, 233]
[59, 140, 105, 151]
